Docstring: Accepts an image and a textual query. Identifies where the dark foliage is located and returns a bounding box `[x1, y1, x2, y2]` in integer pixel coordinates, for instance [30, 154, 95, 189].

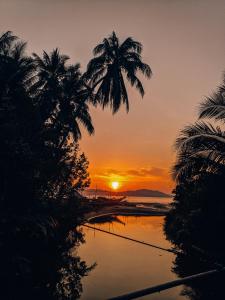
[0, 31, 150, 299]
[0, 31, 93, 300]
[0, 216, 94, 300]
[164, 73, 225, 299]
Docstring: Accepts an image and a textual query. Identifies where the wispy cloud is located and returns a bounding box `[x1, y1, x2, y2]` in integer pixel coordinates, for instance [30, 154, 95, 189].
[126, 167, 166, 177]
[95, 167, 167, 180]
[91, 166, 173, 192]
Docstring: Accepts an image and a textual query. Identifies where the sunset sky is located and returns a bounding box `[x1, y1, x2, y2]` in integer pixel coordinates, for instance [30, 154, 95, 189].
[1, 0, 225, 193]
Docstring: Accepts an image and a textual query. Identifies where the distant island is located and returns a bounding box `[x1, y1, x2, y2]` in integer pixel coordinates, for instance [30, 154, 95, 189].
[86, 188, 171, 198]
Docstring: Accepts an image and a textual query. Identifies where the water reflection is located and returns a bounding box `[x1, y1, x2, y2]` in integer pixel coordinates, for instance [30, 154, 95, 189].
[164, 208, 225, 300]
[89, 215, 125, 225]
[171, 250, 225, 300]
[80, 215, 225, 299]
[78, 216, 184, 300]
[1, 224, 93, 300]
[5, 214, 223, 300]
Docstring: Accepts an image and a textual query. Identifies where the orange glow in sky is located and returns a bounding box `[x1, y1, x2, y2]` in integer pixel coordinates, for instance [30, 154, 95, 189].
[2, 0, 224, 193]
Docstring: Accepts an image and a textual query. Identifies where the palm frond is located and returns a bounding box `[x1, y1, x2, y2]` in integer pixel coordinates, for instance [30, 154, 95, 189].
[173, 119, 225, 183]
[175, 122, 225, 153]
[0, 31, 18, 52]
[11, 41, 27, 60]
[75, 105, 94, 136]
[120, 37, 142, 54]
[199, 92, 225, 121]
[93, 43, 105, 56]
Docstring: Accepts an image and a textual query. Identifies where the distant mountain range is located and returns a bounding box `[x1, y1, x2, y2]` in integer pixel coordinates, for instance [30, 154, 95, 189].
[86, 188, 171, 198]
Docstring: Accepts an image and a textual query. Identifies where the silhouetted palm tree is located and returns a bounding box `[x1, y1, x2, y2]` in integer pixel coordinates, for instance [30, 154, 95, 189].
[173, 122, 225, 182]
[33, 49, 94, 144]
[0, 32, 35, 97]
[0, 33, 36, 135]
[85, 31, 152, 113]
[173, 76, 225, 182]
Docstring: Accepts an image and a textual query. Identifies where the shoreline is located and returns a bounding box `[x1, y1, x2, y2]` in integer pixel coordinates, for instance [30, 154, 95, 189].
[84, 201, 170, 223]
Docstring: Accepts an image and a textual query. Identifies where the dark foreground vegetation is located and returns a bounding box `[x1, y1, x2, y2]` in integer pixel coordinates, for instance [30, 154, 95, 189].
[0, 31, 151, 299]
[165, 74, 225, 299]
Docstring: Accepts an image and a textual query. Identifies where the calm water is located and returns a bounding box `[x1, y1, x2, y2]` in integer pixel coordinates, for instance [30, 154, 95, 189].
[76, 216, 185, 300]
[126, 196, 172, 204]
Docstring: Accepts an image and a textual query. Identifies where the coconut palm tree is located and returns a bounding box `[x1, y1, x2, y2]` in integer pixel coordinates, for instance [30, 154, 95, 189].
[0, 33, 36, 136]
[84, 31, 152, 113]
[173, 76, 225, 183]
[59, 64, 94, 143]
[173, 122, 225, 182]
[0, 32, 35, 98]
[33, 49, 94, 144]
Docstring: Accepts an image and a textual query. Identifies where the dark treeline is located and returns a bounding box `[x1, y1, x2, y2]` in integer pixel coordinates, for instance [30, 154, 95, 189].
[0, 31, 151, 299]
[165, 74, 225, 299]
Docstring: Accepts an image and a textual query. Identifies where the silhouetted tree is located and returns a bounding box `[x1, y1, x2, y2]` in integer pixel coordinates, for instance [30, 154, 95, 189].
[165, 73, 225, 300]
[0, 30, 151, 299]
[84, 31, 152, 113]
[0, 30, 95, 210]
[172, 74, 225, 183]
[32, 49, 94, 146]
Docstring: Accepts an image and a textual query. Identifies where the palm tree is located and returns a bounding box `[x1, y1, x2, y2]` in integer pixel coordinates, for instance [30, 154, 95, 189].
[0, 32, 35, 97]
[0, 33, 36, 130]
[173, 122, 225, 182]
[33, 49, 94, 144]
[173, 76, 225, 183]
[59, 64, 94, 142]
[84, 31, 152, 113]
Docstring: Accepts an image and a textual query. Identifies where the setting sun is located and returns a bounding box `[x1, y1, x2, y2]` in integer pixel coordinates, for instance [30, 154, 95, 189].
[111, 181, 119, 190]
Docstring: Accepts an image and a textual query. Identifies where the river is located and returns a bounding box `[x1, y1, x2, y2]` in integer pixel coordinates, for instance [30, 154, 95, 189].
[76, 215, 185, 300]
